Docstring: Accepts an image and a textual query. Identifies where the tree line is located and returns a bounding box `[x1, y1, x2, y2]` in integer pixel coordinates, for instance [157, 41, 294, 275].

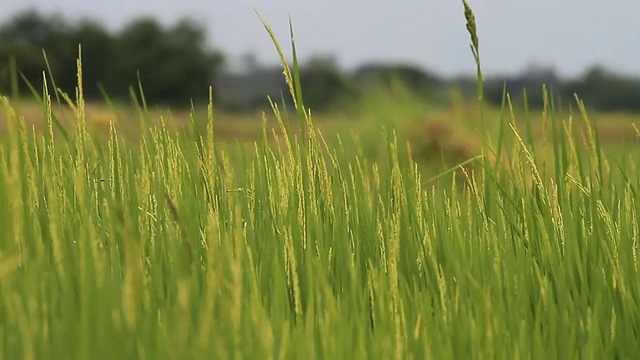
[483, 65, 640, 112]
[1, 10, 640, 112]
[0, 10, 223, 106]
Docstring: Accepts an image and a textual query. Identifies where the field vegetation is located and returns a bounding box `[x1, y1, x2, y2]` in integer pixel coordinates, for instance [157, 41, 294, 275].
[0, 2, 639, 359]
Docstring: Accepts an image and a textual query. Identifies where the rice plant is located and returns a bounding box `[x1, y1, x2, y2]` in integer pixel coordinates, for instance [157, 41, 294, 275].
[0, 2, 638, 359]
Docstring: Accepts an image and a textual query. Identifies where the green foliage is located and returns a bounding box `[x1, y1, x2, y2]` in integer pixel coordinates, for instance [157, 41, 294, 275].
[298, 58, 360, 111]
[0, 9, 224, 105]
[1, 3, 640, 359]
[114, 18, 223, 105]
[354, 63, 441, 99]
[0, 11, 74, 94]
[68, 20, 118, 99]
[563, 66, 640, 111]
[483, 65, 640, 113]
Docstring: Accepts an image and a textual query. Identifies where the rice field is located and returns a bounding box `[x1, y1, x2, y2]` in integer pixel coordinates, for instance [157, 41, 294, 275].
[1, 3, 639, 359]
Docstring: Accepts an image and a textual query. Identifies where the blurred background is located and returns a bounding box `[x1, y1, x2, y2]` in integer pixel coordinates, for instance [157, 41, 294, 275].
[1, 0, 638, 180]
[1, 0, 640, 112]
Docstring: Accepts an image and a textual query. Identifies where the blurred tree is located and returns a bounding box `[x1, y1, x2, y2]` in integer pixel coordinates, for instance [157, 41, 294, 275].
[114, 18, 223, 105]
[0, 10, 224, 105]
[484, 64, 561, 108]
[68, 20, 115, 98]
[564, 66, 640, 111]
[298, 56, 359, 110]
[354, 63, 442, 97]
[0, 10, 73, 95]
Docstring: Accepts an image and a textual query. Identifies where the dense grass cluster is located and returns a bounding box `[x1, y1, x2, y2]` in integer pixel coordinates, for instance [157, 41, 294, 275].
[1, 4, 640, 359]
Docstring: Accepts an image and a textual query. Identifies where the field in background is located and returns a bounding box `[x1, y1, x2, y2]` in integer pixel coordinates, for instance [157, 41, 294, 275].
[2, 89, 638, 174]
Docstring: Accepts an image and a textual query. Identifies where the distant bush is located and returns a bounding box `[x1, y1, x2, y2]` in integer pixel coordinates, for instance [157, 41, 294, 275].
[0, 10, 224, 106]
[483, 64, 640, 113]
[298, 56, 360, 111]
[563, 66, 640, 112]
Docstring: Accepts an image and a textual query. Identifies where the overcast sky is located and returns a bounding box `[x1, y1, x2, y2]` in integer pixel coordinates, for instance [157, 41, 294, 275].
[2, 0, 639, 78]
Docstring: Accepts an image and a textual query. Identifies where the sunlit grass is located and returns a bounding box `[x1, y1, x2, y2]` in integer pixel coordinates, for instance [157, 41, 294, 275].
[1, 2, 639, 359]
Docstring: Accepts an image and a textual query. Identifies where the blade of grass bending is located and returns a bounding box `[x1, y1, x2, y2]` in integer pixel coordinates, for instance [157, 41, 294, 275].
[278, 91, 293, 137]
[494, 82, 508, 173]
[423, 155, 484, 185]
[255, 10, 298, 140]
[547, 86, 568, 203]
[19, 71, 70, 141]
[42, 50, 63, 105]
[9, 56, 19, 100]
[522, 88, 536, 154]
[207, 85, 214, 144]
[591, 114, 604, 191]
[462, 0, 484, 136]
[136, 70, 149, 115]
[98, 83, 125, 124]
[128, 86, 147, 135]
[190, 100, 201, 143]
[19, 72, 43, 103]
[463, 0, 492, 218]
[135, 70, 151, 132]
[289, 17, 308, 141]
[615, 160, 637, 199]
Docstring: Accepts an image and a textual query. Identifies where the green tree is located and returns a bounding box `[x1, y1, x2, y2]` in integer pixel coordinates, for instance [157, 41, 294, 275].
[0, 10, 224, 105]
[298, 56, 359, 111]
[68, 20, 115, 99]
[564, 66, 640, 112]
[354, 63, 441, 96]
[114, 18, 224, 105]
[0, 10, 73, 96]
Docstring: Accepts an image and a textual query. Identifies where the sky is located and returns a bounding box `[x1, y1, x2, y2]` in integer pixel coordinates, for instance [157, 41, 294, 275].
[2, 0, 640, 79]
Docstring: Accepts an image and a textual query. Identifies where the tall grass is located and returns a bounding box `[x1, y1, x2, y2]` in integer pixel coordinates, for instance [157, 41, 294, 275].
[1, 2, 639, 359]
